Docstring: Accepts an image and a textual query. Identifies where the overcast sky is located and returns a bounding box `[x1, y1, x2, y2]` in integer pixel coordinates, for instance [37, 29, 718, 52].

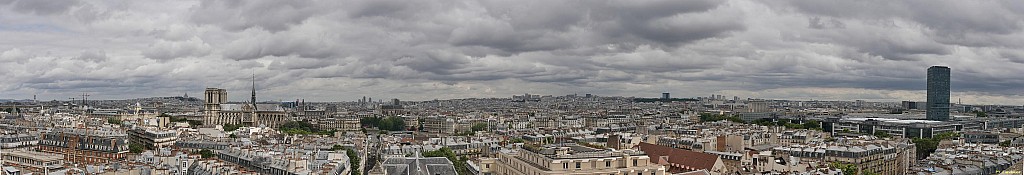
[2, 0, 1024, 104]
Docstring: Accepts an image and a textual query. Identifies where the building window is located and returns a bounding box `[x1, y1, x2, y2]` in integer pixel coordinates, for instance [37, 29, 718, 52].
[576, 162, 581, 169]
[633, 159, 638, 166]
[606, 161, 611, 167]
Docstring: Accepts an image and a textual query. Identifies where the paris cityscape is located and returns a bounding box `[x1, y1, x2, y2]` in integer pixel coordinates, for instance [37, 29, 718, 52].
[2, 0, 1024, 175]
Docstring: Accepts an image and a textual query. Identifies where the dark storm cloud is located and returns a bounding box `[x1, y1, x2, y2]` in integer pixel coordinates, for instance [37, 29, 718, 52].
[775, 0, 1024, 42]
[190, 0, 319, 32]
[3, 0, 1024, 104]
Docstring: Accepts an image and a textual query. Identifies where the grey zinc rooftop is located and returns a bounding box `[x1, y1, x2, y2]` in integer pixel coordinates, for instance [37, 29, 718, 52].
[382, 157, 456, 175]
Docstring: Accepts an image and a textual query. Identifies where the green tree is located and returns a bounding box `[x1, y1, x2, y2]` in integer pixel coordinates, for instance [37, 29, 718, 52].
[699, 113, 745, 123]
[360, 117, 381, 127]
[422, 147, 469, 175]
[360, 116, 406, 131]
[346, 148, 361, 175]
[331, 144, 345, 151]
[277, 121, 336, 135]
[471, 123, 488, 132]
[222, 124, 241, 131]
[129, 143, 145, 153]
[384, 116, 406, 131]
[913, 132, 960, 159]
[229, 134, 238, 138]
[831, 162, 857, 175]
[199, 149, 216, 159]
[107, 117, 122, 125]
[873, 131, 891, 138]
[973, 110, 988, 117]
[418, 119, 424, 131]
[802, 121, 821, 130]
[1000, 140, 1012, 147]
[753, 119, 775, 126]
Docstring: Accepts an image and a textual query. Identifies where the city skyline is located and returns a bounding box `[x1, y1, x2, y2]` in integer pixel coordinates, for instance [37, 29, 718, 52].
[3, 1, 1024, 104]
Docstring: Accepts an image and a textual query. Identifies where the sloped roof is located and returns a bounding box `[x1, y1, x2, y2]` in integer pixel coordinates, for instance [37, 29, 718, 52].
[638, 142, 719, 172]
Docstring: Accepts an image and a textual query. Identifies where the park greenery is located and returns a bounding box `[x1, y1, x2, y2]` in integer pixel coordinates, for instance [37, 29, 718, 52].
[698, 113, 745, 123]
[471, 123, 488, 132]
[129, 143, 145, 153]
[360, 116, 406, 131]
[831, 162, 879, 175]
[873, 131, 892, 138]
[699, 113, 826, 131]
[1, 108, 19, 113]
[912, 132, 959, 159]
[455, 130, 475, 136]
[222, 123, 241, 132]
[972, 110, 988, 117]
[198, 149, 216, 159]
[422, 147, 470, 175]
[279, 121, 335, 135]
[107, 117, 122, 125]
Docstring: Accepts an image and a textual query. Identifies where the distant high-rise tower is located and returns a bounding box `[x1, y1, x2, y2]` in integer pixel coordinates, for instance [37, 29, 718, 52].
[661, 93, 670, 100]
[927, 66, 950, 121]
[251, 74, 258, 111]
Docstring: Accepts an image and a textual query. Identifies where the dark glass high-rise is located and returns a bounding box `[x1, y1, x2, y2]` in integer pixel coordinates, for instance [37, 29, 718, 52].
[927, 66, 950, 121]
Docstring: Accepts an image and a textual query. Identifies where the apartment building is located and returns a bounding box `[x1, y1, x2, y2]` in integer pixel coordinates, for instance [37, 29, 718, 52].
[216, 147, 351, 175]
[128, 127, 178, 149]
[37, 128, 129, 164]
[0, 133, 37, 149]
[767, 137, 915, 175]
[422, 116, 456, 135]
[489, 143, 667, 175]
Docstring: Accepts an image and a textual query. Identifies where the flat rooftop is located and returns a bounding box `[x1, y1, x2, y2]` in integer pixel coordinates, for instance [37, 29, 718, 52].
[841, 117, 943, 124]
[5, 150, 63, 162]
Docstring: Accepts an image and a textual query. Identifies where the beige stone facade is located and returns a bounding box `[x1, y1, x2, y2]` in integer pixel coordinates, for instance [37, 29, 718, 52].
[486, 144, 667, 175]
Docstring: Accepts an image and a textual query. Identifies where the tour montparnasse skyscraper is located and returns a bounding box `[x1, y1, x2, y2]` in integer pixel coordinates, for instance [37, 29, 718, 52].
[927, 66, 950, 121]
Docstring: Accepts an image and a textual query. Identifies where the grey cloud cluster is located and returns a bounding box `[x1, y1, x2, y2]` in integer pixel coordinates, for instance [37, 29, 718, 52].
[1, 0, 1024, 104]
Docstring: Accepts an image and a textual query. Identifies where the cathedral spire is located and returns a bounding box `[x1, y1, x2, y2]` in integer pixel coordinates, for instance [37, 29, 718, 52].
[251, 73, 257, 111]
